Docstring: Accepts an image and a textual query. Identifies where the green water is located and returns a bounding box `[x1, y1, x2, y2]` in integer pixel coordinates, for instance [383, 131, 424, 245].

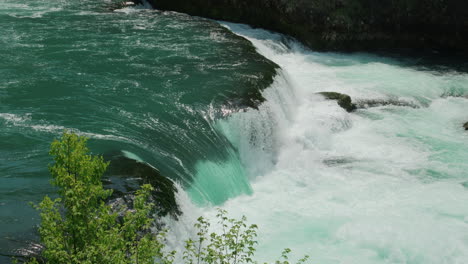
[2, 1, 468, 264]
[0, 0, 275, 259]
[184, 23, 468, 264]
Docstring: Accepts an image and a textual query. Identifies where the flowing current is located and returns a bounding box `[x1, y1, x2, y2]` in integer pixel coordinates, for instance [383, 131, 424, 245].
[167, 24, 468, 264]
[1, 1, 468, 264]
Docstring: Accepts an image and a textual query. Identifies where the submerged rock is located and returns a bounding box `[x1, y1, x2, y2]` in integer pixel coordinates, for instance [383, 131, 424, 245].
[323, 157, 357, 167]
[317, 92, 357, 112]
[462, 181, 468, 189]
[318, 92, 424, 112]
[464, 122, 468, 130]
[354, 99, 420, 109]
[0, 231, 44, 264]
[103, 152, 181, 218]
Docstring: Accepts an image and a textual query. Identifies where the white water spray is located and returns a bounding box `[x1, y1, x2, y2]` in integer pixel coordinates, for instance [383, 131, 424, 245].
[166, 23, 468, 264]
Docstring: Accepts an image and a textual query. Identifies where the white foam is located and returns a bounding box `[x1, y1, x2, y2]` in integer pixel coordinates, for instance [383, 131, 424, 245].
[122, 150, 144, 162]
[167, 22, 468, 264]
[113, 0, 153, 14]
[0, 113, 31, 124]
[0, 112, 132, 143]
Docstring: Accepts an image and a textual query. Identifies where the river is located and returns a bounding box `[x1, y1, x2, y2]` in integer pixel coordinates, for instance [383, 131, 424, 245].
[1, 1, 468, 263]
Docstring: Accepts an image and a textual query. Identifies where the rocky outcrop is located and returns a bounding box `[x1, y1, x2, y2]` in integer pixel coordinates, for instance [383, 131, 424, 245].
[103, 152, 181, 218]
[317, 92, 356, 112]
[317, 92, 426, 112]
[146, 0, 468, 55]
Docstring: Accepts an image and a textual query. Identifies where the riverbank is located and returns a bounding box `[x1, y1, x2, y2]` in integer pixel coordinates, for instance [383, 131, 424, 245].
[147, 0, 468, 55]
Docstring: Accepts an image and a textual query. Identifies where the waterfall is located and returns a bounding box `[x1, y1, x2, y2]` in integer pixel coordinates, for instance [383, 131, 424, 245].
[165, 22, 468, 264]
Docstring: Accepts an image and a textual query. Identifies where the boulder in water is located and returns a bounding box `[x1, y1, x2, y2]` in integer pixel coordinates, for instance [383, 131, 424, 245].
[317, 92, 357, 112]
[355, 99, 420, 109]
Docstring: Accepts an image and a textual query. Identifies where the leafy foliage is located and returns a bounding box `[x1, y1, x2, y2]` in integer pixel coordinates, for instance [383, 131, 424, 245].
[183, 209, 258, 264]
[28, 132, 168, 264]
[27, 131, 309, 264]
[183, 210, 309, 264]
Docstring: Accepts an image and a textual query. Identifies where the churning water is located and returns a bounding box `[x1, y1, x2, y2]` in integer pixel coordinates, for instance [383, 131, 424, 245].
[166, 23, 468, 264]
[1, 1, 468, 263]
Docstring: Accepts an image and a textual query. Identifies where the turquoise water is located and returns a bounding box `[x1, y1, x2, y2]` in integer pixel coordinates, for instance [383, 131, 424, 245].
[2, 1, 468, 264]
[166, 24, 468, 264]
[0, 0, 275, 259]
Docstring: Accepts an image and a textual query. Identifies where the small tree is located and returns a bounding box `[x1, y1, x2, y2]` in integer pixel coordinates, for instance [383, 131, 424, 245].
[26, 131, 310, 264]
[30, 131, 170, 264]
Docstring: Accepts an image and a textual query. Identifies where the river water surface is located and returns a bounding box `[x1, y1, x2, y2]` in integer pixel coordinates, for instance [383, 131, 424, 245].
[1, 1, 468, 264]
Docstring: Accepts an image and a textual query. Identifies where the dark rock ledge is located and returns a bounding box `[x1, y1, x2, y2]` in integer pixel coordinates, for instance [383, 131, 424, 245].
[317, 92, 356, 112]
[145, 0, 468, 56]
[317, 92, 423, 112]
[103, 151, 181, 219]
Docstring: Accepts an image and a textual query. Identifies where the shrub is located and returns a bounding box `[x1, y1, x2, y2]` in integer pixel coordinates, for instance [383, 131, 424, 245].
[26, 131, 309, 264]
[28, 132, 169, 264]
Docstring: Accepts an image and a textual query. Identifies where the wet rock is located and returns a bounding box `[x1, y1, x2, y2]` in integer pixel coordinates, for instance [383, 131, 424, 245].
[107, 193, 168, 230]
[103, 152, 181, 218]
[146, 0, 468, 55]
[317, 92, 357, 112]
[354, 99, 420, 109]
[0, 230, 45, 264]
[462, 181, 468, 189]
[318, 92, 425, 112]
[323, 157, 357, 167]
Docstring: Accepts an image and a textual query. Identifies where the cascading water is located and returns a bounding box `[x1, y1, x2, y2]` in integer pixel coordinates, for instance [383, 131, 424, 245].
[2, 1, 468, 263]
[166, 23, 468, 264]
